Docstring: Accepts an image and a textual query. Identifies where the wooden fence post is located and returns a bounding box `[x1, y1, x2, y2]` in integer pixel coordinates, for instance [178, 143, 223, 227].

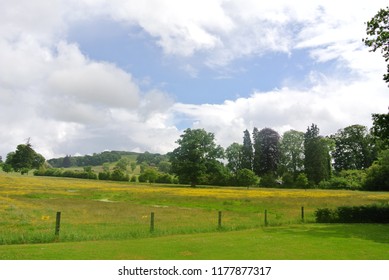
[301, 206, 305, 222]
[218, 211, 222, 229]
[264, 210, 268, 226]
[150, 212, 155, 233]
[55, 211, 61, 239]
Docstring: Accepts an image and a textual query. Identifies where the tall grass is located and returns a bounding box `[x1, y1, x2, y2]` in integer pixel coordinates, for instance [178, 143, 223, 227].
[1, 173, 389, 245]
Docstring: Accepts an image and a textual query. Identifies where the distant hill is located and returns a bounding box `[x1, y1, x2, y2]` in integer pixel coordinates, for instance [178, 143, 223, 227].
[47, 151, 169, 168]
[47, 151, 140, 168]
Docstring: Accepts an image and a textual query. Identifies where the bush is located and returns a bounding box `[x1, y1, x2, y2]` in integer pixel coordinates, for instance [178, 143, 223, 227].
[110, 169, 129, 181]
[315, 208, 337, 223]
[33, 168, 97, 180]
[364, 150, 389, 191]
[315, 204, 389, 223]
[318, 177, 349, 190]
[236, 168, 258, 187]
[155, 173, 174, 184]
[295, 173, 309, 189]
[98, 172, 111, 180]
[130, 175, 137, 182]
[259, 173, 278, 187]
[281, 172, 294, 187]
[318, 170, 365, 190]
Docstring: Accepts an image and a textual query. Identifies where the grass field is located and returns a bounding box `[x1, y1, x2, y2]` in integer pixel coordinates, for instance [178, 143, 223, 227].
[1, 172, 389, 259]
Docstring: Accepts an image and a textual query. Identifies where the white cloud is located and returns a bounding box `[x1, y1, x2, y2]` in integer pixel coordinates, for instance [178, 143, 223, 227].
[1, 0, 388, 160]
[172, 74, 389, 148]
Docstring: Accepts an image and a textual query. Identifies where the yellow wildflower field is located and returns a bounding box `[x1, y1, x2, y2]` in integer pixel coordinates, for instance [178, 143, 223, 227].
[1, 172, 389, 245]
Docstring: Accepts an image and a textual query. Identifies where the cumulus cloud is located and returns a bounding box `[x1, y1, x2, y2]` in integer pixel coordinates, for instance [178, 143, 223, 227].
[173, 74, 389, 148]
[0, 0, 388, 160]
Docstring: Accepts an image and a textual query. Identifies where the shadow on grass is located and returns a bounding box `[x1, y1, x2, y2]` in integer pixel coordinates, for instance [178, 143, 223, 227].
[266, 224, 389, 244]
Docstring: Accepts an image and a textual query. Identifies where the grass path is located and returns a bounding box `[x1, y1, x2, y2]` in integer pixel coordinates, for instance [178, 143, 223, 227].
[1, 224, 388, 260]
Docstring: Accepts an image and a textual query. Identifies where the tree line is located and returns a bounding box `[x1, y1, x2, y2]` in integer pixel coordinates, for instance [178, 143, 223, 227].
[169, 114, 389, 190]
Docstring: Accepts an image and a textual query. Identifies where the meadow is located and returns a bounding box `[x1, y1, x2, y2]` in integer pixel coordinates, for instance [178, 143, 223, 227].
[0, 172, 389, 259]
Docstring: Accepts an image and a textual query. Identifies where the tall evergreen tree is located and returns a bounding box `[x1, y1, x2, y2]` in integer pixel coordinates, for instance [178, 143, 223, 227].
[241, 129, 253, 171]
[252, 127, 261, 175]
[304, 124, 331, 184]
[253, 128, 280, 176]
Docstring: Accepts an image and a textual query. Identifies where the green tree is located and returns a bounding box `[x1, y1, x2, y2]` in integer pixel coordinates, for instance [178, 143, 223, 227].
[157, 161, 171, 173]
[115, 158, 130, 172]
[130, 161, 137, 172]
[236, 168, 258, 187]
[5, 141, 45, 174]
[363, 6, 389, 85]
[371, 111, 389, 149]
[253, 127, 280, 176]
[304, 124, 331, 184]
[280, 130, 305, 176]
[331, 124, 377, 171]
[364, 149, 389, 191]
[241, 129, 253, 171]
[225, 142, 243, 175]
[63, 155, 72, 168]
[295, 173, 309, 189]
[2, 163, 13, 173]
[170, 128, 224, 187]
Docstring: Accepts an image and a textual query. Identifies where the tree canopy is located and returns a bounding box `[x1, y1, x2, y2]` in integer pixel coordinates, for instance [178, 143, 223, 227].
[363, 6, 389, 85]
[170, 128, 224, 186]
[5, 141, 45, 174]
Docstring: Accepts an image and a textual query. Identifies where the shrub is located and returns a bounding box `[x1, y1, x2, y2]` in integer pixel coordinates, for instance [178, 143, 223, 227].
[295, 173, 309, 189]
[364, 150, 389, 191]
[110, 169, 129, 181]
[259, 173, 278, 187]
[315, 204, 389, 223]
[98, 172, 111, 180]
[155, 173, 174, 184]
[130, 175, 137, 182]
[281, 172, 294, 187]
[315, 208, 337, 223]
[236, 168, 258, 187]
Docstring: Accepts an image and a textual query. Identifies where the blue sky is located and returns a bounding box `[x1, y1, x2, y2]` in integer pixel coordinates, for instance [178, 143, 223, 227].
[68, 18, 334, 105]
[0, 0, 388, 159]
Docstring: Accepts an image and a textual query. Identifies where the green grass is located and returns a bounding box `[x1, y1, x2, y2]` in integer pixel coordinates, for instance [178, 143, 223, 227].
[1, 173, 389, 259]
[0, 224, 388, 260]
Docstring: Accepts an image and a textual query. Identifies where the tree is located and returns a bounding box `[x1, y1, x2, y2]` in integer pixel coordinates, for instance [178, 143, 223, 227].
[304, 124, 331, 184]
[331, 125, 377, 171]
[363, 6, 389, 85]
[252, 127, 261, 175]
[280, 130, 305, 176]
[253, 127, 280, 176]
[170, 128, 224, 187]
[63, 155, 72, 168]
[115, 158, 130, 172]
[5, 141, 45, 174]
[236, 168, 258, 187]
[364, 149, 389, 191]
[241, 129, 253, 171]
[225, 142, 243, 175]
[157, 161, 171, 173]
[371, 111, 389, 149]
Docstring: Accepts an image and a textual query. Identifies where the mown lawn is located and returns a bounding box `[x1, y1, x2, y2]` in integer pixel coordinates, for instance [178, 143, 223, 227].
[0, 224, 388, 260]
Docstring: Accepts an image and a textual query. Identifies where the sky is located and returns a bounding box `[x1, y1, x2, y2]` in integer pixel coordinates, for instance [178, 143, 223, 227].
[0, 0, 388, 160]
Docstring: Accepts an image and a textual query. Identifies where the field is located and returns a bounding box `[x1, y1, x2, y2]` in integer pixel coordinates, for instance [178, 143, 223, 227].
[0, 172, 389, 259]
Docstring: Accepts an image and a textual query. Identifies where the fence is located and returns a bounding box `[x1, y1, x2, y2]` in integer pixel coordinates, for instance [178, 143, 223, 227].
[50, 207, 307, 241]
